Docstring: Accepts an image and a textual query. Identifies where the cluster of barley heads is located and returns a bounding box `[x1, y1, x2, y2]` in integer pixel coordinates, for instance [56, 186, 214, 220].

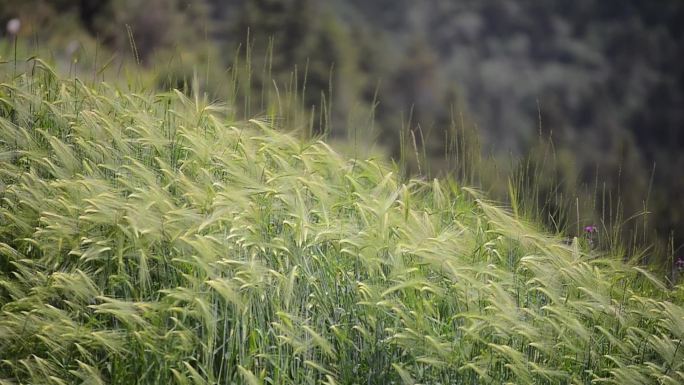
[0, 63, 682, 384]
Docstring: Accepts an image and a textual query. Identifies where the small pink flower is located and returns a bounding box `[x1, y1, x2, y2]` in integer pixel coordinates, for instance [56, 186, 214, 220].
[584, 225, 598, 234]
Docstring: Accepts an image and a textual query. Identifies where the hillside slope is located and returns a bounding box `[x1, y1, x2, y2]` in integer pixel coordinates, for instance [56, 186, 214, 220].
[1, 64, 683, 384]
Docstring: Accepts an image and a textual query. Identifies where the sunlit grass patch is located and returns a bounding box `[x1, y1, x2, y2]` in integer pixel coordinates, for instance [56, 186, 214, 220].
[1, 62, 683, 384]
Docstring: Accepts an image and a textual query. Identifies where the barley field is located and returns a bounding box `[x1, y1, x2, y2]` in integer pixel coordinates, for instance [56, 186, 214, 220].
[1, 62, 683, 384]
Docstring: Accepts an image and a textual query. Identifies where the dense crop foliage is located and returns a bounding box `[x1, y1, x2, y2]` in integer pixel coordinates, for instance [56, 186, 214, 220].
[1, 64, 683, 384]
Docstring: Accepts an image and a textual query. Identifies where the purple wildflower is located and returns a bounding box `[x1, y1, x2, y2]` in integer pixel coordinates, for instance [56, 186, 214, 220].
[584, 225, 598, 234]
[676, 256, 684, 271]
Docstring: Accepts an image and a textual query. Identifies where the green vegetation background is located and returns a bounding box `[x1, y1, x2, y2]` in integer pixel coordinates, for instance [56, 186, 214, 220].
[2, 1, 684, 384]
[1, 0, 683, 269]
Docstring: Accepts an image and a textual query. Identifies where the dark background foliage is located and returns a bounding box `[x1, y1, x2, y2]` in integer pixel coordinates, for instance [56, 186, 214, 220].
[2, 0, 682, 264]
